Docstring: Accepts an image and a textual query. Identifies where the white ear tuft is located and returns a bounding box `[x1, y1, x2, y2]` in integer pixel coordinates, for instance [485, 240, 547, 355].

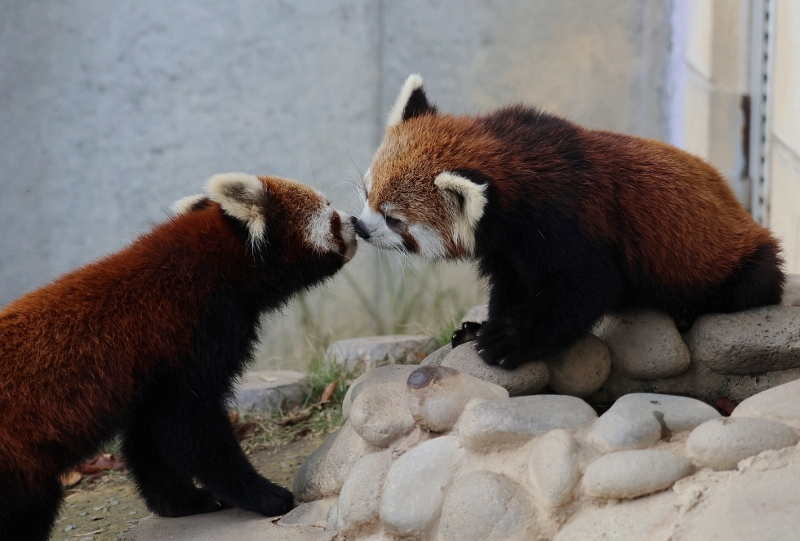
[205, 173, 267, 244]
[171, 193, 207, 216]
[387, 73, 424, 128]
[434, 172, 487, 255]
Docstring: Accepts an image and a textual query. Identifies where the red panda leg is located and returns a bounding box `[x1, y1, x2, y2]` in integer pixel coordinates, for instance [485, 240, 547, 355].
[0, 476, 63, 541]
[122, 419, 225, 517]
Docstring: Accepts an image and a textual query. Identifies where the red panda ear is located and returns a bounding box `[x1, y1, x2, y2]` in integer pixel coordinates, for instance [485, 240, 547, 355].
[434, 172, 487, 253]
[206, 173, 268, 244]
[171, 194, 208, 216]
[387, 74, 437, 128]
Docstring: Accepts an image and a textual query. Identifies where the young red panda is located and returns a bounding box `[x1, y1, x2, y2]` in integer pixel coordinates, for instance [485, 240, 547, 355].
[0, 173, 357, 541]
[353, 74, 785, 369]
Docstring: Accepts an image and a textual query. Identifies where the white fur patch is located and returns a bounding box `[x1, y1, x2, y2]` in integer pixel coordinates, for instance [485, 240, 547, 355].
[306, 205, 337, 254]
[357, 207, 406, 251]
[434, 171, 487, 256]
[387, 74, 423, 128]
[409, 223, 447, 259]
[362, 167, 373, 194]
[170, 193, 206, 216]
[205, 172, 267, 244]
[338, 210, 358, 260]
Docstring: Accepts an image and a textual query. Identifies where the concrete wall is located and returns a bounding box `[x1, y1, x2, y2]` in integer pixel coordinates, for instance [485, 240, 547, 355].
[1, 1, 675, 364]
[768, 0, 800, 274]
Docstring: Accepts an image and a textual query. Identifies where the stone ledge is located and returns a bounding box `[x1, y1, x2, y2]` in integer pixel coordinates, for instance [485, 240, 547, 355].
[231, 370, 310, 414]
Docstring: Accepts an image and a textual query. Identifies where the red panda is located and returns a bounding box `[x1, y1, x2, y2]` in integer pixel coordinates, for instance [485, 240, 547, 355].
[353, 74, 785, 369]
[0, 173, 357, 541]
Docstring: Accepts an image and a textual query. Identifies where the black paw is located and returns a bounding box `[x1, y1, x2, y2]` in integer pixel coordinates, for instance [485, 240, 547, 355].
[451, 321, 482, 348]
[236, 478, 294, 517]
[151, 487, 224, 518]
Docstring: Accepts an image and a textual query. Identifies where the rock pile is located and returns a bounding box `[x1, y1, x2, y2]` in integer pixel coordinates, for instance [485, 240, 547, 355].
[289, 367, 800, 540]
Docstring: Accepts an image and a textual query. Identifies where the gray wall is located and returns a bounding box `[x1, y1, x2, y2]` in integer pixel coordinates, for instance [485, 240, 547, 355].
[1, 0, 673, 320]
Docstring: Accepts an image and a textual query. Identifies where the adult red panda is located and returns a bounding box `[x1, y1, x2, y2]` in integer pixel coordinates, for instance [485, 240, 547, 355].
[353, 74, 785, 369]
[0, 173, 357, 541]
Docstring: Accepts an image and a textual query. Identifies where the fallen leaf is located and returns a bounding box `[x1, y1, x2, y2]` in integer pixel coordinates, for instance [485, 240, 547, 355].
[60, 470, 82, 487]
[320, 381, 338, 404]
[236, 422, 258, 440]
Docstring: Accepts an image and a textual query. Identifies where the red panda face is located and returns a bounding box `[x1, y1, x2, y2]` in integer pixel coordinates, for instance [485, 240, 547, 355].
[174, 173, 357, 266]
[354, 75, 488, 261]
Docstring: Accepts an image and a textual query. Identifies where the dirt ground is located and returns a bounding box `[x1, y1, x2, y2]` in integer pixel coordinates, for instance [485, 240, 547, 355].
[50, 437, 325, 541]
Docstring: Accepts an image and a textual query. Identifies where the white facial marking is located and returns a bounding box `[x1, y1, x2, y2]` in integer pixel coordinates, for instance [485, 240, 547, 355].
[206, 172, 267, 245]
[338, 210, 358, 260]
[362, 167, 373, 194]
[170, 193, 206, 216]
[357, 207, 405, 251]
[408, 224, 447, 259]
[306, 205, 337, 254]
[387, 73, 423, 128]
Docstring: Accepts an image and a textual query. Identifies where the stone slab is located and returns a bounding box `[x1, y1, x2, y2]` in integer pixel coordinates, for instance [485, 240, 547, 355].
[232, 370, 310, 414]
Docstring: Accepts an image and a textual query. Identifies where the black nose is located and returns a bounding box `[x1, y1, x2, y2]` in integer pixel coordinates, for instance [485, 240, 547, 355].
[351, 217, 370, 240]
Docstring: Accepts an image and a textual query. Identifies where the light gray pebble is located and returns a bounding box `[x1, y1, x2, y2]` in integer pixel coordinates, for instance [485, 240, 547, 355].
[459, 395, 597, 452]
[407, 365, 508, 433]
[527, 429, 581, 507]
[342, 364, 419, 421]
[337, 451, 392, 534]
[546, 333, 612, 397]
[593, 309, 690, 380]
[732, 378, 800, 427]
[687, 416, 799, 470]
[583, 450, 693, 499]
[380, 435, 463, 538]
[437, 471, 534, 541]
[441, 342, 550, 396]
[293, 422, 378, 502]
[686, 306, 800, 374]
[349, 382, 416, 447]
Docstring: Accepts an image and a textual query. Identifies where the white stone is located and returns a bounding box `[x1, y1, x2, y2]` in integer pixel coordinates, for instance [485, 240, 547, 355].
[406, 365, 508, 433]
[349, 382, 416, 447]
[342, 364, 419, 421]
[554, 491, 676, 541]
[459, 395, 597, 452]
[293, 422, 378, 502]
[732, 378, 800, 427]
[546, 333, 612, 397]
[441, 342, 550, 396]
[593, 308, 691, 379]
[436, 471, 534, 541]
[583, 450, 694, 499]
[461, 304, 488, 323]
[232, 370, 309, 413]
[527, 429, 581, 507]
[588, 406, 662, 452]
[686, 306, 800, 374]
[325, 335, 437, 370]
[278, 498, 336, 528]
[687, 417, 799, 470]
[337, 452, 392, 534]
[379, 436, 463, 538]
[420, 344, 452, 366]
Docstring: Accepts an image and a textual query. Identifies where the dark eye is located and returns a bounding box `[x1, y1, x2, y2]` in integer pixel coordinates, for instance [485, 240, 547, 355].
[385, 215, 402, 228]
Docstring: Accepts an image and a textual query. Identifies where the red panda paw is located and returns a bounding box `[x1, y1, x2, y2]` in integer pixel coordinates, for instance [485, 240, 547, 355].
[151, 487, 225, 517]
[236, 478, 295, 517]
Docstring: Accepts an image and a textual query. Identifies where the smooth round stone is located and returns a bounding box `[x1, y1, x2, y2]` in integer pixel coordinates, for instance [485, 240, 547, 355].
[527, 429, 581, 507]
[687, 417, 799, 470]
[686, 306, 800, 374]
[593, 309, 690, 380]
[441, 342, 550, 396]
[732, 378, 800, 426]
[546, 333, 612, 397]
[420, 344, 452, 366]
[582, 450, 694, 499]
[380, 436, 463, 537]
[342, 364, 419, 420]
[293, 422, 378, 502]
[349, 382, 416, 447]
[407, 365, 508, 433]
[459, 395, 597, 452]
[337, 451, 392, 534]
[437, 471, 534, 541]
